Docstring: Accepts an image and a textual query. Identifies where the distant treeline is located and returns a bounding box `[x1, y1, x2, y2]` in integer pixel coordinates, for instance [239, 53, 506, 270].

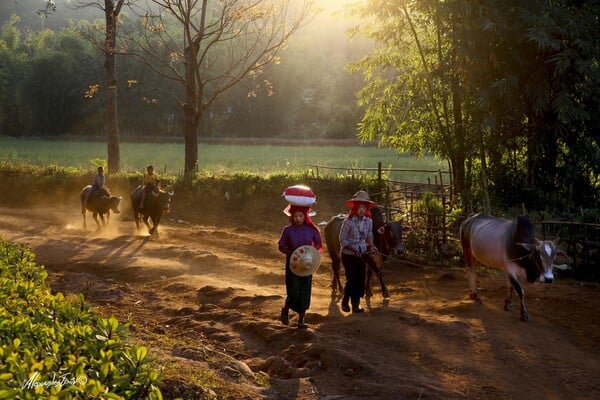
[0, 1, 366, 140]
[17, 135, 369, 146]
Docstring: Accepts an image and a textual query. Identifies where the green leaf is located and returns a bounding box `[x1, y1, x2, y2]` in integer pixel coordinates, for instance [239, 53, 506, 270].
[134, 346, 148, 363]
[0, 373, 13, 381]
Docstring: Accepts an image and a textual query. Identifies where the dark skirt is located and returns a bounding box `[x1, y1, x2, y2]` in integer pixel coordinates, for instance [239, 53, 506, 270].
[285, 257, 312, 313]
[341, 253, 367, 301]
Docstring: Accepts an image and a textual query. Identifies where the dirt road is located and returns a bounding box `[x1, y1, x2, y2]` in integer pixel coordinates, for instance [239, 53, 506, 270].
[1, 205, 599, 399]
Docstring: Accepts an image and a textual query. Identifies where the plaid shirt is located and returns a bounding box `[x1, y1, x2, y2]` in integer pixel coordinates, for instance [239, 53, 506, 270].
[339, 214, 373, 255]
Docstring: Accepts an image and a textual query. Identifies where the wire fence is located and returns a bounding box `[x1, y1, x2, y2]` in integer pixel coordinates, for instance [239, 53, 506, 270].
[308, 162, 459, 265]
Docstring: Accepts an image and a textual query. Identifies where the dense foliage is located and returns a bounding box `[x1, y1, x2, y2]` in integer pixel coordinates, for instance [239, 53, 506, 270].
[350, 0, 600, 213]
[0, 238, 163, 399]
[0, 15, 103, 136]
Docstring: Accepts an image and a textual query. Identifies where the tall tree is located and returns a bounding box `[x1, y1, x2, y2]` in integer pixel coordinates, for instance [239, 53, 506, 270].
[0, 15, 26, 136]
[349, 0, 600, 211]
[22, 28, 101, 135]
[75, 0, 132, 173]
[125, 0, 312, 176]
[348, 0, 470, 203]
[454, 0, 600, 210]
[1, 17, 102, 136]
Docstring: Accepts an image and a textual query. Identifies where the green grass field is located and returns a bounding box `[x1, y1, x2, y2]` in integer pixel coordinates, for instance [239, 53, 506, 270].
[0, 136, 448, 181]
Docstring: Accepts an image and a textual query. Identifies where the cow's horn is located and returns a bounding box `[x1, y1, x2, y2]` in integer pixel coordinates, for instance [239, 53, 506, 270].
[517, 242, 533, 251]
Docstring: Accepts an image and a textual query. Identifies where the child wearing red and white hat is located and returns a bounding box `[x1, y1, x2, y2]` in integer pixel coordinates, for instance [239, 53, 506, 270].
[277, 187, 322, 329]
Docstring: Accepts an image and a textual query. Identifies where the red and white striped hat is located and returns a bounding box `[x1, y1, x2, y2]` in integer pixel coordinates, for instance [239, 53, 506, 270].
[282, 185, 316, 207]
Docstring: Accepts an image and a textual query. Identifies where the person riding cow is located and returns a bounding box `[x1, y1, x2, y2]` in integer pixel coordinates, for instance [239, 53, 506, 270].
[131, 168, 173, 236]
[140, 165, 160, 210]
[83, 166, 107, 207]
[80, 166, 121, 230]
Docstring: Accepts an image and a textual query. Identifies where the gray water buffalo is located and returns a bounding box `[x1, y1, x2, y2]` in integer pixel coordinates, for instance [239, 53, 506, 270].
[131, 186, 173, 236]
[460, 213, 568, 321]
[324, 207, 409, 298]
[80, 186, 122, 230]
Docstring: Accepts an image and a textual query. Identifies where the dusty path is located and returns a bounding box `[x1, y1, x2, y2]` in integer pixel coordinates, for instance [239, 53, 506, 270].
[1, 205, 599, 399]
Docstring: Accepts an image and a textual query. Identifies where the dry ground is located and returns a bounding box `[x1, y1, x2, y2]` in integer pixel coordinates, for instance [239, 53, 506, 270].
[1, 203, 599, 400]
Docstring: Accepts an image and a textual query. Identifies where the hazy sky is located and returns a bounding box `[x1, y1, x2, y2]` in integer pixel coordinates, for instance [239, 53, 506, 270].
[317, 0, 362, 12]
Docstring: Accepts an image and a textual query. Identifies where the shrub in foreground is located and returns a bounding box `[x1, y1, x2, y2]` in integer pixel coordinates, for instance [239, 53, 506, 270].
[0, 238, 163, 399]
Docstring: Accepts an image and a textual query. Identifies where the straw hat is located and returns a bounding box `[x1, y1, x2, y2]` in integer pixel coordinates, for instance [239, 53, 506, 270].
[289, 245, 321, 277]
[345, 190, 376, 208]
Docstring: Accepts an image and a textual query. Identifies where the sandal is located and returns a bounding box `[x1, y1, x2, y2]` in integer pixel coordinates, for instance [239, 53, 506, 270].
[280, 307, 289, 325]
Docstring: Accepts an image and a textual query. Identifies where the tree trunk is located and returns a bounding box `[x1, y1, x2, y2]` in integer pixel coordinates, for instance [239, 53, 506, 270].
[183, 43, 199, 176]
[450, 74, 465, 202]
[478, 133, 491, 214]
[104, 0, 120, 173]
[450, 154, 465, 202]
[183, 103, 198, 176]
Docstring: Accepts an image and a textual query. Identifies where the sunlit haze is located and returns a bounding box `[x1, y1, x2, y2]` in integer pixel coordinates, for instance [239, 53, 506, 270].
[316, 0, 363, 12]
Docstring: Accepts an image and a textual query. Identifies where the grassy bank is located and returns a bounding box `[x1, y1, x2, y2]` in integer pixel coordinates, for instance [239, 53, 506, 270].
[0, 163, 380, 233]
[0, 136, 446, 181]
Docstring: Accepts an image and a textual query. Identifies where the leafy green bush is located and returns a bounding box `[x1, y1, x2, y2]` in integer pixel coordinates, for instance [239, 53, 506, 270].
[0, 239, 163, 399]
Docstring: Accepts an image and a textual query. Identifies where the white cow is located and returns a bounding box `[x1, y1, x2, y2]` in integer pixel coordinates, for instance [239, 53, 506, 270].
[460, 213, 568, 321]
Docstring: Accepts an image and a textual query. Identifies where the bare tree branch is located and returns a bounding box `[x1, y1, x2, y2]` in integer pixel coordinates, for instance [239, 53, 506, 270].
[123, 0, 313, 174]
[37, 0, 56, 16]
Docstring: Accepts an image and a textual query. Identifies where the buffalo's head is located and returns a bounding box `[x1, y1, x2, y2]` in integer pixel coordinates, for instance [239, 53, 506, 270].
[109, 196, 122, 214]
[377, 221, 410, 257]
[160, 191, 174, 212]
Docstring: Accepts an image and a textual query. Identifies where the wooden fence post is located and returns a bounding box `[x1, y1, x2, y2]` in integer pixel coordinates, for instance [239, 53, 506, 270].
[377, 161, 383, 203]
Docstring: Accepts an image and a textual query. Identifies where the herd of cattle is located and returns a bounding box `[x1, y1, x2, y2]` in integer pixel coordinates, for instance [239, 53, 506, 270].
[80, 185, 173, 234]
[79, 186, 568, 322]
